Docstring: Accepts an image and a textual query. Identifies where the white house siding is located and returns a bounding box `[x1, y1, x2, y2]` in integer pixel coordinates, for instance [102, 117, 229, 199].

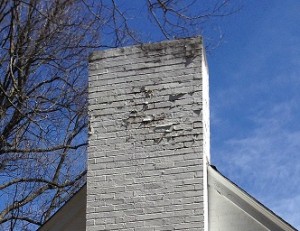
[209, 186, 269, 231]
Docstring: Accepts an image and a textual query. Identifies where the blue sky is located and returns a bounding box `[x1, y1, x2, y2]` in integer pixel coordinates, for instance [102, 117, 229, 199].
[209, 0, 300, 228]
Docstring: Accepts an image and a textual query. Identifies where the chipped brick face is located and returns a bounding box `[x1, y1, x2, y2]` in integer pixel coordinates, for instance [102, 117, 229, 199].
[87, 37, 209, 230]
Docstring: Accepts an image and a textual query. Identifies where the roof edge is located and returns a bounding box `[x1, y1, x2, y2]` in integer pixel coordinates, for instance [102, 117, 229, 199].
[208, 165, 297, 231]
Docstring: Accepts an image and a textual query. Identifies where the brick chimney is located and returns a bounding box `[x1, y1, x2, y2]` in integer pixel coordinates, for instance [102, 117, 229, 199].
[87, 37, 210, 230]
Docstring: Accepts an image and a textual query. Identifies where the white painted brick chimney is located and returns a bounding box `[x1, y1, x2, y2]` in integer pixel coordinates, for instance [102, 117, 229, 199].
[87, 37, 210, 231]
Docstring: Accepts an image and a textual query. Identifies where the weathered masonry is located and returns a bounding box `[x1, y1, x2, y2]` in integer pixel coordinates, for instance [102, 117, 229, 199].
[39, 37, 297, 231]
[87, 37, 210, 230]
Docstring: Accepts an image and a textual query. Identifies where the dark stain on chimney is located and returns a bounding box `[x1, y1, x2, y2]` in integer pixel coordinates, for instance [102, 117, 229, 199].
[193, 109, 201, 115]
[169, 93, 186, 102]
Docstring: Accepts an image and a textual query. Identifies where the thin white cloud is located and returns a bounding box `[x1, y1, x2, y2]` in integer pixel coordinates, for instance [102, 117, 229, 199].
[270, 194, 300, 228]
[209, 1, 300, 228]
[213, 100, 300, 228]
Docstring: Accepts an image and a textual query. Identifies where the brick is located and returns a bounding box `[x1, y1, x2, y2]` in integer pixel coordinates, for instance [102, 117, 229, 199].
[87, 37, 209, 230]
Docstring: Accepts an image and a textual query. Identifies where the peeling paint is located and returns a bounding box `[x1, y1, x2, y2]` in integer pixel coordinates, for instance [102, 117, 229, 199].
[154, 123, 174, 133]
[169, 93, 186, 102]
[142, 115, 154, 122]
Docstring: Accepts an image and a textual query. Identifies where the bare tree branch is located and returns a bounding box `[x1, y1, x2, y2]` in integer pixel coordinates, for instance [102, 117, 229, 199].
[0, 0, 236, 229]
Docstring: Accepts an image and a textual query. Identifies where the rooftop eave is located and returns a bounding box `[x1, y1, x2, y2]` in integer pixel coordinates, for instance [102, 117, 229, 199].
[208, 165, 297, 231]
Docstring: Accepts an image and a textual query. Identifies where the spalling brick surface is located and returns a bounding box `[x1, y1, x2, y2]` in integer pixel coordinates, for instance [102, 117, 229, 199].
[87, 37, 207, 230]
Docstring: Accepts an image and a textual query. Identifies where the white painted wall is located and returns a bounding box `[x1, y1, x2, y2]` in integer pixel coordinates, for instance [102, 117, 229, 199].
[209, 186, 269, 231]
